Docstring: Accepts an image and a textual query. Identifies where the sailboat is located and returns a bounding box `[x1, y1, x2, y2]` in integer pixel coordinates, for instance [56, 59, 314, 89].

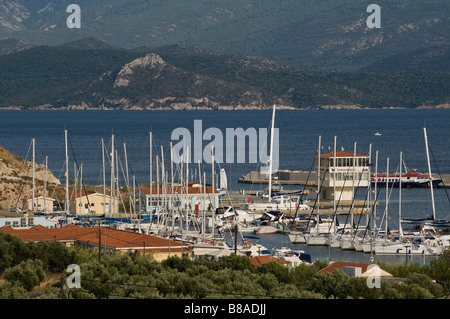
[217, 168, 228, 195]
[376, 128, 447, 255]
[246, 105, 307, 213]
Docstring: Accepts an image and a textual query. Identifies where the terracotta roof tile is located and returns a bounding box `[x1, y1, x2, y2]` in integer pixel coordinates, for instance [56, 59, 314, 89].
[320, 261, 371, 273]
[250, 255, 290, 266]
[318, 151, 368, 158]
[0, 224, 187, 252]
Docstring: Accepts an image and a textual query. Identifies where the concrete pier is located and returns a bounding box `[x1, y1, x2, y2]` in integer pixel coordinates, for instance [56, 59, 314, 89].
[238, 170, 450, 188]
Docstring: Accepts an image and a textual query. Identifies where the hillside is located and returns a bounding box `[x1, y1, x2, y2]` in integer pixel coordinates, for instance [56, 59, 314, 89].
[0, 0, 448, 71]
[362, 44, 450, 73]
[0, 41, 449, 110]
[0, 145, 60, 210]
[0, 38, 34, 54]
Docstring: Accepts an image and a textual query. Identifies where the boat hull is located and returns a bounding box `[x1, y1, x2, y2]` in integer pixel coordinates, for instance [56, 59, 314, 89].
[305, 234, 328, 246]
[288, 232, 306, 244]
[254, 225, 278, 235]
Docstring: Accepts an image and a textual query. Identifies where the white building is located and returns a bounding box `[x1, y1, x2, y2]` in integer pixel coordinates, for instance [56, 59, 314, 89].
[139, 183, 220, 213]
[20, 196, 55, 212]
[314, 150, 370, 202]
[70, 192, 119, 215]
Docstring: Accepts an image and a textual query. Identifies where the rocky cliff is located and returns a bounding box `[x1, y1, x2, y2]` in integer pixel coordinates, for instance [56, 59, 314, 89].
[0, 145, 60, 210]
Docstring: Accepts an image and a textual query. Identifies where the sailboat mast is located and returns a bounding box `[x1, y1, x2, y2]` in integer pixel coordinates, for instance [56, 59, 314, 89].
[44, 156, 48, 213]
[170, 141, 175, 232]
[65, 130, 69, 214]
[385, 157, 389, 240]
[80, 163, 83, 214]
[32, 138, 35, 212]
[203, 171, 206, 237]
[423, 127, 436, 220]
[211, 145, 215, 234]
[366, 144, 372, 229]
[370, 150, 379, 257]
[399, 152, 403, 236]
[124, 143, 131, 214]
[333, 136, 337, 234]
[156, 155, 160, 211]
[160, 145, 165, 227]
[186, 146, 189, 232]
[268, 105, 275, 202]
[102, 138, 106, 214]
[317, 135, 321, 232]
[110, 134, 115, 216]
[149, 132, 153, 214]
[351, 142, 356, 230]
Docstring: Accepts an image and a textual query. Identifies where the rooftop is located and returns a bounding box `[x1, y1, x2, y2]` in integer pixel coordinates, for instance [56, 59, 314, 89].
[320, 261, 393, 277]
[0, 224, 187, 253]
[318, 151, 368, 158]
[249, 255, 291, 266]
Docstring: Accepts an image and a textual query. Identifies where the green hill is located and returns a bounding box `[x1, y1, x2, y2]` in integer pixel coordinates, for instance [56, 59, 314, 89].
[362, 45, 450, 73]
[0, 41, 448, 110]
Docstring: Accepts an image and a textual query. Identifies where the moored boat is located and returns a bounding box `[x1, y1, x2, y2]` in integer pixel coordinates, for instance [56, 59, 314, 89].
[371, 169, 442, 188]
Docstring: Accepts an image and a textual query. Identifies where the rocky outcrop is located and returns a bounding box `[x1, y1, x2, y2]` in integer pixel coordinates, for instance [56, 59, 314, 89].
[114, 53, 166, 87]
[0, 145, 60, 210]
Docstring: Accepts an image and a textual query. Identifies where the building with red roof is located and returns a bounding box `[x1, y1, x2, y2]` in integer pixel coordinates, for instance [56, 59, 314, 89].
[249, 255, 291, 267]
[0, 224, 189, 261]
[313, 148, 370, 202]
[320, 261, 392, 278]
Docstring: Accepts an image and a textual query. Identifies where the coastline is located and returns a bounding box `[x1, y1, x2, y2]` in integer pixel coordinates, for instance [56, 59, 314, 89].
[1, 103, 449, 111]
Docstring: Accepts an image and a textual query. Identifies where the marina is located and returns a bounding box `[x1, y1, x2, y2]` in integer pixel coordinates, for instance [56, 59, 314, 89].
[0, 0, 448, 303]
[0, 108, 449, 267]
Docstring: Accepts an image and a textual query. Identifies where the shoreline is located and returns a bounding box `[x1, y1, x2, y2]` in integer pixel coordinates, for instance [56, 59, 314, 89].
[0, 103, 449, 111]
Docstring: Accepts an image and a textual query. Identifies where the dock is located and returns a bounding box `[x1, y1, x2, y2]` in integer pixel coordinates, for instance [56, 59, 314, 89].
[220, 190, 375, 216]
[238, 170, 316, 185]
[238, 170, 450, 188]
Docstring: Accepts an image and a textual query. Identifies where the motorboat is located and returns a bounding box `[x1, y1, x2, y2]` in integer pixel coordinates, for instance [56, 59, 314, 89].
[247, 195, 309, 212]
[272, 247, 312, 265]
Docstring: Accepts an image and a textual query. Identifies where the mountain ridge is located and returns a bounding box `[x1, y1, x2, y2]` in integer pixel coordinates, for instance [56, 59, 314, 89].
[1, 0, 449, 71]
[0, 39, 448, 110]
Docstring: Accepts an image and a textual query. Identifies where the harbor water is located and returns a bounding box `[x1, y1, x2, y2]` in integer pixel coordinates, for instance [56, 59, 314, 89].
[0, 109, 449, 265]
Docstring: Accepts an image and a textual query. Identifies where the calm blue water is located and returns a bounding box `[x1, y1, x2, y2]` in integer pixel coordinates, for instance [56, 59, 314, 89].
[1, 109, 449, 264]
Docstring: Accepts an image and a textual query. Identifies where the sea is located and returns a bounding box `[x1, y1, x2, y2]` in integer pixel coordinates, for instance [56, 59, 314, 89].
[0, 108, 449, 265]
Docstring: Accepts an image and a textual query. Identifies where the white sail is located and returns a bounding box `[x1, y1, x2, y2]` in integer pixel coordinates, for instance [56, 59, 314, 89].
[219, 168, 227, 190]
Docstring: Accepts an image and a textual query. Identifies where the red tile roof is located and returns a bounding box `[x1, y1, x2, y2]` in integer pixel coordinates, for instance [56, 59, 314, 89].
[0, 224, 187, 253]
[318, 151, 368, 158]
[320, 261, 372, 274]
[69, 192, 100, 200]
[250, 255, 290, 266]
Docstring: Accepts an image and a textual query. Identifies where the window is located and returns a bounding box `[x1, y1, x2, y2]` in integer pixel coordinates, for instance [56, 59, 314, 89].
[329, 158, 334, 167]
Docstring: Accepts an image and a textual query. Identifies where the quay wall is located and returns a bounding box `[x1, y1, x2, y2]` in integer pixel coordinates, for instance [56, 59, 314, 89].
[238, 170, 450, 188]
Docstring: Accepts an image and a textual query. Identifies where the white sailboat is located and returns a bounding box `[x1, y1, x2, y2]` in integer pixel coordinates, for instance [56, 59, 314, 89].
[247, 104, 308, 213]
[247, 195, 305, 211]
[375, 128, 446, 256]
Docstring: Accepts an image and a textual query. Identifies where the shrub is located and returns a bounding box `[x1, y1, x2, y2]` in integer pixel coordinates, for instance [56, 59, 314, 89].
[405, 273, 443, 297]
[0, 281, 28, 299]
[4, 259, 45, 291]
